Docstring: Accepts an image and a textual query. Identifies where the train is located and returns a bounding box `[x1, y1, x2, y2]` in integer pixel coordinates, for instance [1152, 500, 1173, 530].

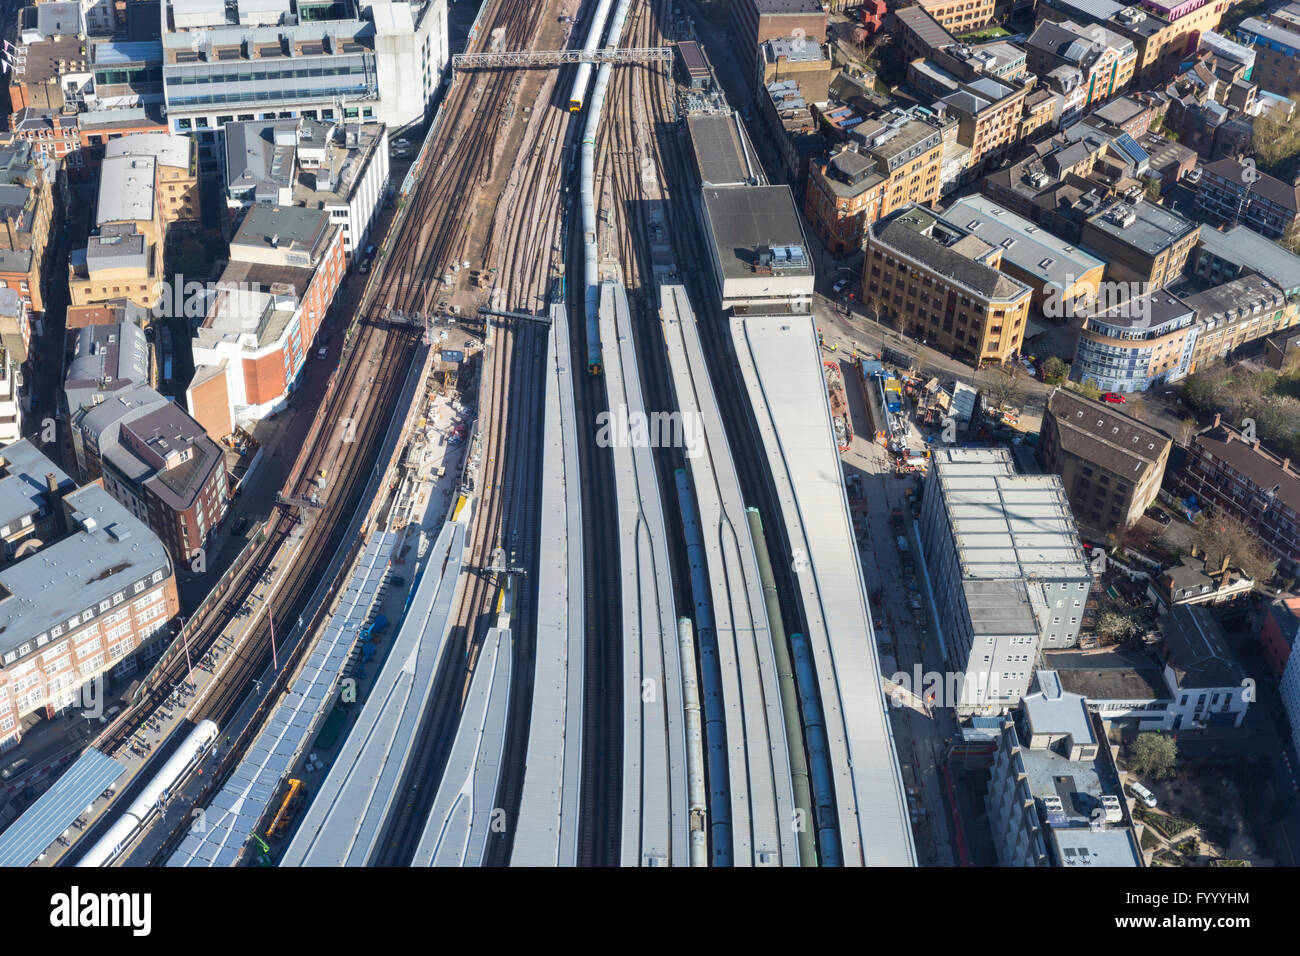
[674, 468, 733, 865]
[568, 0, 616, 112]
[745, 507, 817, 867]
[789, 633, 842, 866]
[75, 719, 220, 867]
[579, 0, 635, 374]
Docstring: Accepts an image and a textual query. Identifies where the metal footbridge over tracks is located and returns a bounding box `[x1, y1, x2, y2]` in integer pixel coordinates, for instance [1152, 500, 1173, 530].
[452, 48, 672, 69]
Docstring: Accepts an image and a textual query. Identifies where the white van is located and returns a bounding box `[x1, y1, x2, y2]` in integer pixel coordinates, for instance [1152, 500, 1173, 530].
[1129, 780, 1157, 808]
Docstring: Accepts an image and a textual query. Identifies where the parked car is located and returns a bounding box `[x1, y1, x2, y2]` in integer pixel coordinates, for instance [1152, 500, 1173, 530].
[231, 516, 250, 536]
[1144, 506, 1171, 526]
[1129, 780, 1158, 808]
[1101, 392, 1127, 404]
[832, 278, 850, 294]
[1, 758, 29, 780]
[1186, 166, 1202, 184]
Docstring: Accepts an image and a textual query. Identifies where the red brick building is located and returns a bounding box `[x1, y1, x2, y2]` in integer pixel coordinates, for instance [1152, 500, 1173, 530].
[729, 0, 828, 86]
[0, 440, 178, 749]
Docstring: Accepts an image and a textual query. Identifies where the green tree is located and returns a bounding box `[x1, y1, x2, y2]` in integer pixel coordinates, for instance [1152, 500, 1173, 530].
[1043, 356, 1068, 384]
[1132, 732, 1178, 780]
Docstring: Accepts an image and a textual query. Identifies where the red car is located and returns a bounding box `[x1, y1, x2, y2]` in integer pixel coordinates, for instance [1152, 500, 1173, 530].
[1101, 392, 1126, 404]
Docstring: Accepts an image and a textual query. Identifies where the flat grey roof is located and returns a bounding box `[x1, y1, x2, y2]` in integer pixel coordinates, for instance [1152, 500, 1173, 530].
[1050, 827, 1142, 866]
[942, 194, 1104, 292]
[931, 447, 1089, 582]
[1195, 225, 1300, 295]
[104, 132, 192, 171]
[1045, 648, 1169, 700]
[97, 155, 156, 226]
[1084, 200, 1198, 256]
[687, 113, 765, 187]
[702, 185, 813, 280]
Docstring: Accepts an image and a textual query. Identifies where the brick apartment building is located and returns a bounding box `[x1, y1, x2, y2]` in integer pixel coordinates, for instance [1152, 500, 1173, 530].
[1038, 387, 1172, 530]
[804, 108, 947, 253]
[729, 0, 828, 86]
[0, 141, 55, 326]
[73, 385, 229, 564]
[0, 439, 178, 751]
[1179, 417, 1300, 578]
[1195, 158, 1300, 249]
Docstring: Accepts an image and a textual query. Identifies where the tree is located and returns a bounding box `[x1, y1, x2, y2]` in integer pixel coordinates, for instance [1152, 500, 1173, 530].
[1070, 379, 1102, 401]
[1043, 356, 1068, 384]
[1192, 512, 1278, 584]
[978, 362, 1028, 411]
[1176, 416, 1198, 447]
[1249, 96, 1300, 180]
[1097, 611, 1141, 644]
[1131, 732, 1178, 780]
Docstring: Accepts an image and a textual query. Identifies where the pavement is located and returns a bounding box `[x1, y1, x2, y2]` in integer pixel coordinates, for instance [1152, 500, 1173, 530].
[840, 371, 961, 866]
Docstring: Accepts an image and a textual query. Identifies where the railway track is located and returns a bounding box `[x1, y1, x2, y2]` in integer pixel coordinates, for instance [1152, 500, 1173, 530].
[369, 0, 576, 866]
[113, 0, 580, 867]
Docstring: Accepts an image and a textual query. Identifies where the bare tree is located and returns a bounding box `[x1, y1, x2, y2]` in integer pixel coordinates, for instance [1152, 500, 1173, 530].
[1192, 512, 1277, 584]
[978, 362, 1028, 411]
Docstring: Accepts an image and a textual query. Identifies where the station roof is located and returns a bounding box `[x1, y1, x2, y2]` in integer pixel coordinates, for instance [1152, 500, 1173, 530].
[0, 749, 126, 867]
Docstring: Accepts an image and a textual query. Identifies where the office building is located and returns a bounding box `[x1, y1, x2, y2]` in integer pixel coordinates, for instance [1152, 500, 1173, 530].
[1079, 199, 1200, 287]
[863, 204, 1033, 366]
[941, 195, 1106, 315]
[224, 118, 389, 259]
[919, 447, 1091, 713]
[699, 185, 814, 315]
[190, 204, 345, 431]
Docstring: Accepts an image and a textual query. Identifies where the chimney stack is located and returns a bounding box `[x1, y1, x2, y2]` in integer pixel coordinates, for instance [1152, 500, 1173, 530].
[45, 472, 66, 536]
[1212, 413, 1221, 429]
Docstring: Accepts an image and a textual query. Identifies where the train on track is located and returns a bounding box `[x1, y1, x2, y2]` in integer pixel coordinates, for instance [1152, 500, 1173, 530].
[674, 468, 733, 865]
[569, 0, 615, 112]
[579, 0, 636, 374]
[789, 633, 841, 866]
[75, 720, 220, 867]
